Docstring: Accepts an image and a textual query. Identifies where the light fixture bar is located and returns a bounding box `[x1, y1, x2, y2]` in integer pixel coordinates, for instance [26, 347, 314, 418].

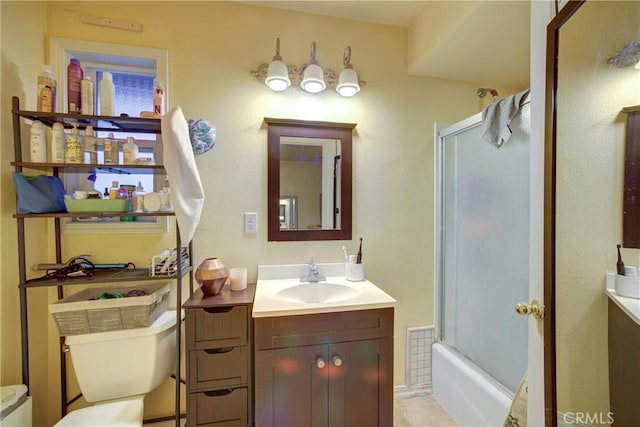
[251, 38, 366, 95]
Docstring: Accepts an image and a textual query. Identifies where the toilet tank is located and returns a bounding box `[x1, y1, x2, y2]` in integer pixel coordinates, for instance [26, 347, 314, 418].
[65, 310, 181, 402]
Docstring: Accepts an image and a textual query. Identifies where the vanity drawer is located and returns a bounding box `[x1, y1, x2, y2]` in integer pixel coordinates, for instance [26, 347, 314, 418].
[188, 387, 248, 427]
[187, 306, 248, 349]
[188, 346, 249, 390]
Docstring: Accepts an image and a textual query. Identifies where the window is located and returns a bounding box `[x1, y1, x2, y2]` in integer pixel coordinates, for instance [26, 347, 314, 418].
[49, 38, 169, 233]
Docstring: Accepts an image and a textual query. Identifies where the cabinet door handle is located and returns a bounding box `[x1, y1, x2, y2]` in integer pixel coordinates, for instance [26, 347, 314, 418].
[316, 356, 326, 369]
[332, 355, 343, 367]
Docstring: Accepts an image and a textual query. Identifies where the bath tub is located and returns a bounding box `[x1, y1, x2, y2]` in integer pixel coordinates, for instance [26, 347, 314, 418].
[432, 343, 513, 426]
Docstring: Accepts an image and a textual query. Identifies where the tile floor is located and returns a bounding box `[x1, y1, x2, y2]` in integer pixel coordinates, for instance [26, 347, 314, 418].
[149, 393, 458, 427]
[395, 394, 459, 427]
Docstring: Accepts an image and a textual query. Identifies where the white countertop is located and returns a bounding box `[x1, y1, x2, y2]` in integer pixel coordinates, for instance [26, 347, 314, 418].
[253, 263, 397, 318]
[605, 273, 640, 326]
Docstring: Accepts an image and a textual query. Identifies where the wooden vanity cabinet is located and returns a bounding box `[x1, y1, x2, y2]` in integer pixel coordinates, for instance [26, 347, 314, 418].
[254, 308, 394, 427]
[184, 285, 255, 427]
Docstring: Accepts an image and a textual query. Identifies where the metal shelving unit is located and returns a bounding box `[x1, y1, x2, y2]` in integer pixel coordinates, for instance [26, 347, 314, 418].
[11, 96, 190, 426]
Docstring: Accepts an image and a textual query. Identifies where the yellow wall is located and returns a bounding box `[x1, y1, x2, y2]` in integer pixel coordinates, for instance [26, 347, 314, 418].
[1, 1, 522, 425]
[555, 1, 640, 422]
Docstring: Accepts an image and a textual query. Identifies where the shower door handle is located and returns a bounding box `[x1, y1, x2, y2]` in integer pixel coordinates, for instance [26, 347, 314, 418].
[515, 299, 545, 320]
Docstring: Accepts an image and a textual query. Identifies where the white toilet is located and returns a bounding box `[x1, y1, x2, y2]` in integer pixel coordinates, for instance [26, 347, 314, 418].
[55, 310, 181, 426]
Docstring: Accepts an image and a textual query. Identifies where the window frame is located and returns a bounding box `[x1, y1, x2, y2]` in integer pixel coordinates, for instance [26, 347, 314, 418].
[49, 37, 170, 234]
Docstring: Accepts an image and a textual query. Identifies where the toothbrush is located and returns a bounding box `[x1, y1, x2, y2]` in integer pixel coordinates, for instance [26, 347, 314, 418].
[356, 237, 363, 264]
[342, 246, 349, 262]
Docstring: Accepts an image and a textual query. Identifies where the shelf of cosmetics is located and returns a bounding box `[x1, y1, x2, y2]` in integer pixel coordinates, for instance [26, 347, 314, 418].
[28, 120, 153, 166]
[69, 179, 173, 214]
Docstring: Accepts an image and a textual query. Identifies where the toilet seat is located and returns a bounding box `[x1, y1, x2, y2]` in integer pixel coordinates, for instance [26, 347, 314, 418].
[54, 397, 143, 427]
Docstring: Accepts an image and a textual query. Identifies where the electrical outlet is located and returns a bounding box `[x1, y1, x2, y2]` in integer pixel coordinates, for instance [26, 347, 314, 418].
[244, 212, 258, 233]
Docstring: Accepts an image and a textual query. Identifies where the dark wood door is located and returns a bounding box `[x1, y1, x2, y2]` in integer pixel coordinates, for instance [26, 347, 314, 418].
[328, 338, 393, 427]
[255, 345, 328, 427]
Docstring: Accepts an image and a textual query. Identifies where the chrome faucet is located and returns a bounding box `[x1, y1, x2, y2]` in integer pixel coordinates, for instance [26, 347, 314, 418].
[301, 259, 326, 283]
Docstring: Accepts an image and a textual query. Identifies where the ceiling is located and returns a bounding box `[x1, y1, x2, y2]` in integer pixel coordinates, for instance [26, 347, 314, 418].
[244, 1, 530, 88]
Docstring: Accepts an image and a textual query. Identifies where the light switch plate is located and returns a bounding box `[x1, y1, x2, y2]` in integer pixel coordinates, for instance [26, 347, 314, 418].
[244, 212, 258, 233]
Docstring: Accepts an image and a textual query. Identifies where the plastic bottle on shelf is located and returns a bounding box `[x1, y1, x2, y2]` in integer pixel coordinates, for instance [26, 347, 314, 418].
[50, 122, 66, 163]
[80, 76, 94, 115]
[37, 65, 57, 113]
[160, 179, 173, 211]
[153, 79, 165, 118]
[109, 181, 120, 199]
[133, 181, 146, 212]
[29, 120, 47, 163]
[67, 59, 83, 113]
[100, 72, 116, 116]
[103, 132, 118, 164]
[123, 136, 139, 165]
[83, 126, 97, 164]
[65, 124, 82, 163]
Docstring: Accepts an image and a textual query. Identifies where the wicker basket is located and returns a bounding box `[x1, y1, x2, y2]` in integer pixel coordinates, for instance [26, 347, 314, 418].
[49, 282, 170, 336]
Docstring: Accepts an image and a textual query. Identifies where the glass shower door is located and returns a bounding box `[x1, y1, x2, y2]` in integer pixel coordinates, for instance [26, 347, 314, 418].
[438, 111, 530, 393]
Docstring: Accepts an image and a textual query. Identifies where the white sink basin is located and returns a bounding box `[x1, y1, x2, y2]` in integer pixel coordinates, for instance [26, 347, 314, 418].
[277, 282, 362, 304]
[253, 263, 397, 318]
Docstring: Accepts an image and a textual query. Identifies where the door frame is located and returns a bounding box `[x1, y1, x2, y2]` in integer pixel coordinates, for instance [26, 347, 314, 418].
[543, 1, 587, 425]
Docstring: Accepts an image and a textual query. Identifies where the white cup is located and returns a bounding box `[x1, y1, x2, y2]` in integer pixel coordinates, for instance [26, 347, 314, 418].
[346, 263, 365, 281]
[229, 267, 248, 291]
[74, 190, 88, 200]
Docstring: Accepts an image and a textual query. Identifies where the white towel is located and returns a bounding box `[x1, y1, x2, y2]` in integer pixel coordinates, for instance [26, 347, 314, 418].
[161, 107, 205, 245]
[480, 88, 530, 148]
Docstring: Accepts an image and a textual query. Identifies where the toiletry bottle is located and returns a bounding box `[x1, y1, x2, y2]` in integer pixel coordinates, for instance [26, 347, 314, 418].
[103, 132, 118, 164]
[65, 124, 82, 164]
[37, 65, 57, 112]
[617, 244, 626, 275]
[83, 126, 97, 164]
[118, 185, 129, 199]
[29, 120, 47, 163]
[80, 76, 94, 115]
[109, 181, 120, 199]
[123, 136, 139, 165]
[67, 58, 83, 113]
[160, 178, 173, 211]
[133, 181, 146, 212]
[50, 122, 66, 163]
[103, 187, 109, 198]
[153, 79, 165, 118]
[100, 71, 116, 116]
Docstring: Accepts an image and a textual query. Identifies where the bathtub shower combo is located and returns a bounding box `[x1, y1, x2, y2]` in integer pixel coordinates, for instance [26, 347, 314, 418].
[434, 90, 531, 426]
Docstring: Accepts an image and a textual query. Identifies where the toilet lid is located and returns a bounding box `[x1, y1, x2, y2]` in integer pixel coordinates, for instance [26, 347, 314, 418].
[54, 398, 143, 427]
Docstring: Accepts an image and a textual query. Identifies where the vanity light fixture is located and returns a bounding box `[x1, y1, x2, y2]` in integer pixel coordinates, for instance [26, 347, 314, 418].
[300, 42, 326, 93]
[608, 40, 640, 69]
[265, 38, 291, 92]
[252, 38, 365, 96]
[336, 46, 360, 97]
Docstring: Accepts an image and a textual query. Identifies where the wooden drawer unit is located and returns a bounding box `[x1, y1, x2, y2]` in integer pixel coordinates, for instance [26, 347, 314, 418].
[189, 388, 248, 427]
[184, 285, 255, 427]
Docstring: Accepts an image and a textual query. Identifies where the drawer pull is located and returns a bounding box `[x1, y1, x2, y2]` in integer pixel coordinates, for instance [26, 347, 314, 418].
[203, 306, 234, 314]
[204, 347, 235, 354]
[332, 355, 343, 367]
[316, 356, 326, 369]
[204, 389, 234, 397]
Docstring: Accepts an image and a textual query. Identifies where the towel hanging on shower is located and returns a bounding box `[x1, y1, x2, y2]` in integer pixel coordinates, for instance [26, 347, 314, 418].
[480, 88, 530, 148]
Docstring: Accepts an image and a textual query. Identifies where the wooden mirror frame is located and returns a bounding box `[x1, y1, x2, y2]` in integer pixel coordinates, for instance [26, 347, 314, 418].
[265, 118, 355, 241]
[544, 1, 587, 425]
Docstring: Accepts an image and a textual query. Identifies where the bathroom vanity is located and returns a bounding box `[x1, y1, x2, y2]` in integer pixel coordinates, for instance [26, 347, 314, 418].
[252, 263, 396, 427]
[184, 285, 255, 427]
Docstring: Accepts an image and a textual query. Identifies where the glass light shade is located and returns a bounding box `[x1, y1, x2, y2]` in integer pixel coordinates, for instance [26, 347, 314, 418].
[301, 63, 326, 93]
[265, 59, 291, 92]
[336, 68, 360, 97]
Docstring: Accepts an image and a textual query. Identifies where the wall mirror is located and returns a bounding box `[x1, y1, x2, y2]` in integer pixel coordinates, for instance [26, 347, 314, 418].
[547, 0, 640, 425]
[265, 118, 355, 241]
